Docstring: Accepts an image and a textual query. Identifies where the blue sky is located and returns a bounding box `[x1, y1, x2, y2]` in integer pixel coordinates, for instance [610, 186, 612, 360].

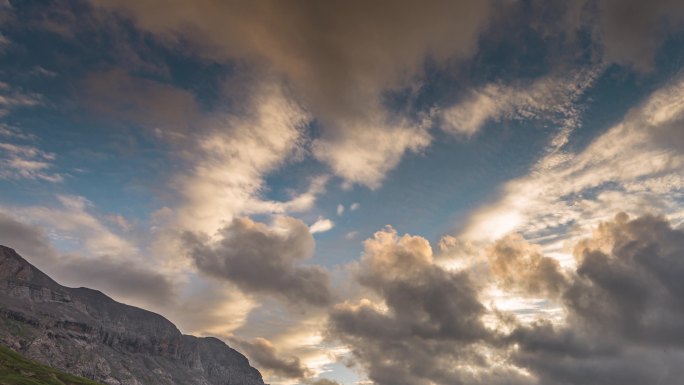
[2, 1, 684, 385]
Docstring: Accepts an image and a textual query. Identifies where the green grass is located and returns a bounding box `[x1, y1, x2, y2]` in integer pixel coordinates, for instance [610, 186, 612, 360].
[0, 345, 103, 385]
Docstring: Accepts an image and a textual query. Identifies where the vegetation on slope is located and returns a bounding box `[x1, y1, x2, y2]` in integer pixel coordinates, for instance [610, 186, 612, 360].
[0, 344, 103, 385]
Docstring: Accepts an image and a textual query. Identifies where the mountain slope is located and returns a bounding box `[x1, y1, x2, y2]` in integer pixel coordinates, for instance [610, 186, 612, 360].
[0, 344, 104, 385]
[0, 245, 265, 385]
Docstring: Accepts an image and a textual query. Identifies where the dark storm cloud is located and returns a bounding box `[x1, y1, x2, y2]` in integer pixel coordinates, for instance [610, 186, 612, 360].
[183, 216, 332, 307]
[566, 213, 684, 345]
[327, 227, 530, 385]
[235, 337, 310, 379]
[507, 213, 684, 385]
[0, 211, 175, 305]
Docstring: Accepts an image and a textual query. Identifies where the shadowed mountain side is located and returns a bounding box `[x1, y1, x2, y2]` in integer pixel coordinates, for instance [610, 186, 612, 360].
[0, 245, 265, 385]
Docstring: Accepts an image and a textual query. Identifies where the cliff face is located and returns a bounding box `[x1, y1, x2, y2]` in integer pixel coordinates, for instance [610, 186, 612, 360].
[0, 245, 265, 385]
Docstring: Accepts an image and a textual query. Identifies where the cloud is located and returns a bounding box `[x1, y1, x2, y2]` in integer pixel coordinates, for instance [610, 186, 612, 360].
[0, 93, 60, 183]
[171, 82, 316, 235]
[311, 112, 432, 189]
[0, 81, 41, 117]
[309, 380, 340, 385]
[506, 213, 684, 385]
[81, 71, 328, 236]
[327, 227, 528, 385]
[336, 204, 344, 216]
[459, 73, 684, 251]
[349, 202, 360, 212]
[0, 142, 63, 182]
[89, 0, 493, 188]
[0, 208, 175, 306]
[327, 214, 684, 385]
[344, 231, 359, 241]
[310, 217, 334, 234]
[236, 337, 311, 379]
[487, 234, 568, 298]
[170, 279, 257, 337]
[183, 216, 332, 307]
[80, 69, 201, 139]
[0, 211, 55, 265]
[597, 0, 684, 71]
[441, 68, 599, 137]
[567, 214, 684, 344]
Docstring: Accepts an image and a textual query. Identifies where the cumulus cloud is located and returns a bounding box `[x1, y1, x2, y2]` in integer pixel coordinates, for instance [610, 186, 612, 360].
[236, 337, 311, 379]
[506, 213, 684, 385]
[327, 227, 528, 385]
[328, 214, 684, 385]
[183, 216, 331, 307]
[487, 234, 568, 298]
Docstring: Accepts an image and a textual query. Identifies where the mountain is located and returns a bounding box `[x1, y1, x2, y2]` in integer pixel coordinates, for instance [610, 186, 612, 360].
[0, 245, 266, 385]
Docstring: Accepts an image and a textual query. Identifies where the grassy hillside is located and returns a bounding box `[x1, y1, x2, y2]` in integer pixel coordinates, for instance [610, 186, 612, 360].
[0, 345, 103, 385]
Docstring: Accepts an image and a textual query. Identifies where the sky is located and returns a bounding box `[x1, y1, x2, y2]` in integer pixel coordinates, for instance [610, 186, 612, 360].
[1, 1, 684, 384]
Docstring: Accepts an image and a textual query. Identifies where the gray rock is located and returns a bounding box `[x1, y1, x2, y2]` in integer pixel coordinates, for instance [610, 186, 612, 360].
[0, 245, 266, 385]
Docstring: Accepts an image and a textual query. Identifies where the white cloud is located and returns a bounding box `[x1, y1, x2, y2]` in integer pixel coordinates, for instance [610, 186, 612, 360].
[310, 217, 335, 234]
[6, 194, 137, 258]
[349, 202, 360, 211]
[456, 74, 684, 262]
[312, 112, 432, 189]
[0, 142, 63, 182]
[336, 204, 345, 216]
[171, 83, 316, 235]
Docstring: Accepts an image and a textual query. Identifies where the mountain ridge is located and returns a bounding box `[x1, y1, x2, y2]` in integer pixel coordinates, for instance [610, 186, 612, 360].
[0, 245, 266, 385]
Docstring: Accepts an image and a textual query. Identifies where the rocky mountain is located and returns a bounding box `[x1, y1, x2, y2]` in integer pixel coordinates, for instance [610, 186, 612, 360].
[0, 245, 266, 385]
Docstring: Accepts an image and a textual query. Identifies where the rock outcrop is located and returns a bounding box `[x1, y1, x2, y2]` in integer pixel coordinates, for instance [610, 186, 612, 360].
[0, 245, 265, 385]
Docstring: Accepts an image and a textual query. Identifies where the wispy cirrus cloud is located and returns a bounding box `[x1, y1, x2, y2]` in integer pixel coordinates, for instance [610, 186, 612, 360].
[0, 134, 63, 183]
[441, 68, 600, 138]
[458, 73, 684, 254]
